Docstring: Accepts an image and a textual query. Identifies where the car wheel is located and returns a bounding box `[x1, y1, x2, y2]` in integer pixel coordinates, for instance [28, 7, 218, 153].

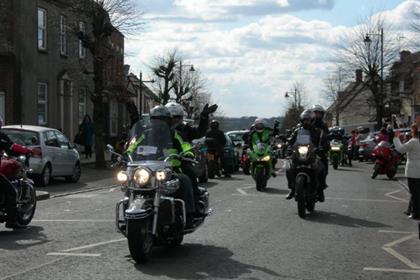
[39, 164, 51, 187]
[66, 163, 81, 183]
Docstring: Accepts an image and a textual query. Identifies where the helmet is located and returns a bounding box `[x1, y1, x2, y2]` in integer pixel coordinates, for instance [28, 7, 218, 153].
[254, 118, 266, 132]
[165, 102, 184, 118]
[312, 105, 325, 121]
[150, 105, 171, 120]
[300, 109, 314, 121]
[210, 120, 219, 129]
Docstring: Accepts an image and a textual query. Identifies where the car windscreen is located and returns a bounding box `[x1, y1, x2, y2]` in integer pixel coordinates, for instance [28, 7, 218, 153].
[227, 132, 245, 142]
[2, 129, 40, 146]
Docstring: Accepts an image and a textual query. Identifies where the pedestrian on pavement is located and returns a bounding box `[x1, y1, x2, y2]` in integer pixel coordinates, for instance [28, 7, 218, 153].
[79, 114, 94, 159]
[393, 124, 420, 220]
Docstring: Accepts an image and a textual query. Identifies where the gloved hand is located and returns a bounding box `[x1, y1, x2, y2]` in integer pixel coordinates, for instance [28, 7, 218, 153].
[201, 104, 218, 117]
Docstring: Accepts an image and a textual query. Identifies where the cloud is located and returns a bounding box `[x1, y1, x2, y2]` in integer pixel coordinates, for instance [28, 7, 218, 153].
[125, 0, 415, 117]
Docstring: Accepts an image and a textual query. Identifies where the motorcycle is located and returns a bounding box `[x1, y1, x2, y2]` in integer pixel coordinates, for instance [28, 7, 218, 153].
[289, 144, 320, 219]
[240, 145, 251, 175]
[329, 139, 343, 170]
[249, 142, 272, 191]
[0, 153, 36, 227]
[107, 119, 210, 264]
[371, 141, 400, 180]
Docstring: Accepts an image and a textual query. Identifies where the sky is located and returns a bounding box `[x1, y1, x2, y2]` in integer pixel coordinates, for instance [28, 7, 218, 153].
[124, 0, 419, 118]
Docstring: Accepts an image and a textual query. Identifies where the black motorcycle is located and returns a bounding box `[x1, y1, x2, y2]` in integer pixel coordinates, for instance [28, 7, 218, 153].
[289, 144, 320, 219]
[107, 119, 210, 264]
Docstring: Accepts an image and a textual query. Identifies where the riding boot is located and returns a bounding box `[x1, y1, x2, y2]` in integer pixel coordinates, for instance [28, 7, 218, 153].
[286, 188, 295, 200]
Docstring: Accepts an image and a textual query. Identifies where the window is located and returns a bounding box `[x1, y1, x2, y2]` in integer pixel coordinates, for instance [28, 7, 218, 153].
[54, 131, 69, 149]
[109, 100, 118, 136]
[0, 91, 5, 123]
[44, 130, 58, 147]
[59, 15, 67, 55]
[79, 21, 86, 58]
[37, 8, 47, 50]
[37, 83, 48, 125]
[78, 88, 87, 124]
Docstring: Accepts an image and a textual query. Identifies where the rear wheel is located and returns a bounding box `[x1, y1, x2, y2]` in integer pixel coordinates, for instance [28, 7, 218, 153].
[295, 175, 307, 219]
[371, 164, 380, 179]
[127, 219, 154, 264]
[387, 169, 397, 180]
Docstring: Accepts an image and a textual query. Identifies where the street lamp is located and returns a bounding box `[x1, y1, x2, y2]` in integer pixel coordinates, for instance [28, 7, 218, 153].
[138, 72, 155, 117]
[178, 61, 195, 96]
[364, 28, 384, 121]
[285, 88, 299, 107]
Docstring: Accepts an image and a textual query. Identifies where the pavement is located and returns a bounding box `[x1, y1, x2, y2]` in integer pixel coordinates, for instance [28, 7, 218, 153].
[2, 161, 419, 280]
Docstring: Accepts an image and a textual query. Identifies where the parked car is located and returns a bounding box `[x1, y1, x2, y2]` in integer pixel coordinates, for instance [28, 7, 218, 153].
[223, 134, 239, 174]
[2, 125, 81, 186]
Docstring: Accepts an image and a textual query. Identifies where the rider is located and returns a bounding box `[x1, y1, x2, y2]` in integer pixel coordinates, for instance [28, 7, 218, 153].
[126, 105, 197, 227]
[205, 120, 227, 177]
[311, 105, 330, 200]
[165, 102, 217, 142]
[285, 109, 326, 201]
[248, 118, 279, 177]
[0, 116, 32, 228]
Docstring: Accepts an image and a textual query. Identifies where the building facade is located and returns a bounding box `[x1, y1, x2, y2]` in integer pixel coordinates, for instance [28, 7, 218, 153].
[0, 0, 129, 142]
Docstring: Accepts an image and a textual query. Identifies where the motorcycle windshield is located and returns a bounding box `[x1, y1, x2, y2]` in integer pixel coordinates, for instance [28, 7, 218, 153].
[128, 119, 173, 161]
[296, 129, 312, 145]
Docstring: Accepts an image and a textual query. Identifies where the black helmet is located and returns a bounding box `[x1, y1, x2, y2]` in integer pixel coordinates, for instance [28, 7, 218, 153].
[210, 120, 219, 129]
[150, 105, 171, 120]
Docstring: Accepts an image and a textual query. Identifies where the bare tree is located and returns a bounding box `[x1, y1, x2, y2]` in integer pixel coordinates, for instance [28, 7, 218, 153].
[323, 66, 349, 126]
[67, 0, 142, 168]
[281, 82, 307, 132]
[150, 49, 178, 105]
[337, 16, 398, 129]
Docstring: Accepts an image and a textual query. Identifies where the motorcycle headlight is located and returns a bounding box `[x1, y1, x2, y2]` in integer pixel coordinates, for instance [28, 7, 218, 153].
[116, 171, 128, 183]
[331, 146, 341, 151]
[156, 170, 168, 182]
[298, 146, 309, 157]
[133, 168, 151, 186]
[277, 144, 282, 149]
[262, 155, 271, 162]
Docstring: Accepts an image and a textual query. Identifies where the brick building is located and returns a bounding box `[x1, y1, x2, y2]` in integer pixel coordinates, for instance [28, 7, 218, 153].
[0, 0, 129, 141]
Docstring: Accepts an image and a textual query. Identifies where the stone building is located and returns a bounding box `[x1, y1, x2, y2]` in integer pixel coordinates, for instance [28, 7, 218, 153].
[0, 0, 129, 142]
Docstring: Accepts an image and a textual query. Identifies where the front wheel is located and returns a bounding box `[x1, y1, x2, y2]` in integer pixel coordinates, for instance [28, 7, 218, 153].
[127, 219, 154, 264]
[255, 167, 265, 191]
[371, 163, 380, 179]
[17, 183, 37, 226]
[295, 175, 307, 219]
[333, 158, 338, 170]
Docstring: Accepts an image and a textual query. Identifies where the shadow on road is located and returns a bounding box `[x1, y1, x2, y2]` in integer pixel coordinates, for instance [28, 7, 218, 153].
[306, 211, 391, 229]
[0, 226, 49, 250]
[134, 243, 292, 279]
[333, 168, 360, 172]
[262, 188, 289, 195]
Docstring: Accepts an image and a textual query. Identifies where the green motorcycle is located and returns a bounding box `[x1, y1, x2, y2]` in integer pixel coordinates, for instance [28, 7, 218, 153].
[329, 139, 343, 170]
[249, 142, 272, 191]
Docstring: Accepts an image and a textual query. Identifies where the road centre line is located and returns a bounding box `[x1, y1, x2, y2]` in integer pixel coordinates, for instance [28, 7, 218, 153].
[385, 190, 408, 203]
[364, 267, 420, 274]
[62, 238, 126, 252]
[379, 230, 417, 234]
[47, 252, 101, 257]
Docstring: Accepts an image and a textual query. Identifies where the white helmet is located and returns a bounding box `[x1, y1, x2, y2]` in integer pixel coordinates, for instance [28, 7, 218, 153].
[311, 105, 325, 113]
[254, 118, 266, 132]
[165, 102, 184, 118]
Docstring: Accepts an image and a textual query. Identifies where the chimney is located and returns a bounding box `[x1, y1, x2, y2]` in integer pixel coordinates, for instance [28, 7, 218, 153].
[355, 69, 363, 83]
[400, 50, 411, 62]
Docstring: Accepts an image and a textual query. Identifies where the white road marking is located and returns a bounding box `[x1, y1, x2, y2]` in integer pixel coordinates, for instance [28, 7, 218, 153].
[33, 219, 114, 222]
[383, 247, 420, 270]
[364, 267, 420, 274]
[379, 230, 417, 234]
[385, 190, 408, 203]
[62, 238, 126, 252]
[47, 252, 101, 257]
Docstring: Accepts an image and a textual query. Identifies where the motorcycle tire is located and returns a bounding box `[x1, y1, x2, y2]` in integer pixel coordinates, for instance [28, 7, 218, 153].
[127, 218, 154, 264]
[255, 168, 265, 191]
[371, 164, 380, 179]
[17, 184, 37, 226]
[333, 159, 338, 170]
[387, 169, 397, 180]
[198, 167, 208, 183]
[295, 175, 306, 219]
[243, 166, 250, 175]
[306, 199, 315, 213]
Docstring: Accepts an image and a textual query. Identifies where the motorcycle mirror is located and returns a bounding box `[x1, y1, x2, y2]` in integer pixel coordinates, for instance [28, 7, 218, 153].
[106, 144, 114, 152]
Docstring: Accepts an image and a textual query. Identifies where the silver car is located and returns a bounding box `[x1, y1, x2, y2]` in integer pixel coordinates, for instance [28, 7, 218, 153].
[2, 125, 81, 186]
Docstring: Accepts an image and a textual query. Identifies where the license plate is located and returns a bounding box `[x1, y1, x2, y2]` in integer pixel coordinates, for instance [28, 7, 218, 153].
[207, 154, 215, 160]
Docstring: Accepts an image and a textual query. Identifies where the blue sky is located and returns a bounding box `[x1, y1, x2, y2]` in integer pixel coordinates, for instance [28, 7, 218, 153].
[125, 0, 418, 117]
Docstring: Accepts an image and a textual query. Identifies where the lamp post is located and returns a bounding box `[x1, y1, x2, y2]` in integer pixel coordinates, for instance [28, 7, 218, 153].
[364, 28, 384, 123]
[178, 61, 195, 97]
[138, 72, 155, 117]
[285, 88, 298, 108]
